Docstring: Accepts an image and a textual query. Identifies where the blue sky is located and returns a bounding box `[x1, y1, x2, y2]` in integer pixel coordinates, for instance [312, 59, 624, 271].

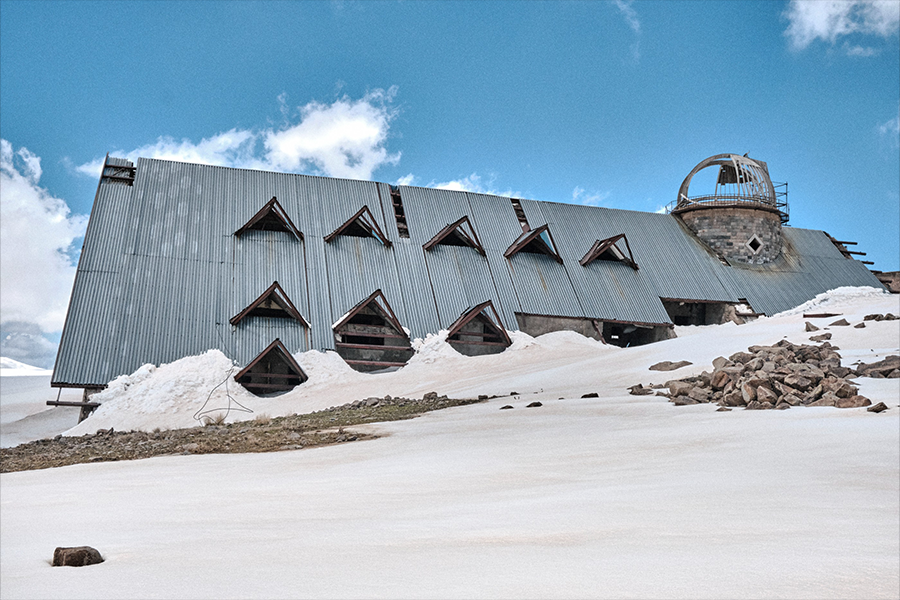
[1, 0, 898, 366]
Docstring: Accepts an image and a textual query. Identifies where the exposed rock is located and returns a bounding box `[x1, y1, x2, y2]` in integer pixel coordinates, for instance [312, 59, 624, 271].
[888, 370, 900, 379]
[728, 351, 756, 364]
[783, 374, 812, 391]
[809, 333, 832, 342]
[722, 391, 745, 407]
[668, 380, 694, 397]
[863, 313, 882, 321]
[829, 318, 850, 326]
[716, 407, 732, 412]
[712, 356, 731, 369]
[855, 356, 900, 378]
[423, 391, 439, 402]
[775, 401, 791, 410]
[756, 386, 778, 404]
[740, 382, 756, 404]
[688, 387, 712, 403]
[834, 395, 871, 409]
[853, 323, 866, 329]
[745, 400, 765, 410]
[525, 401, 542, 408]
[499, 405, 513, 410]
[627, 384, 654, 396]
[673, 396, 700, 406]
[52, 546, 104, 567]
[649, 360, 693, 372]
[808, 392, 839, 407]
[710, 370, 731, 390]
[804, 321, 820, 332]
[581, 392, 599, 398]
[867, 402, 889, 413]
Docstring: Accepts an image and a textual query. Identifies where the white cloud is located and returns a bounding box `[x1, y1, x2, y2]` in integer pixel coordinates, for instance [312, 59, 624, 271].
[879, 105, 900, 145]
[75, 88, 401, 181]
[784, 0, 900, 53]
[572, 186, 610, 207]
[1, 140, 88, 332]
[395, 173, 416, 186]
[428, 173, 519, 198]
[614, 0, 641, 61]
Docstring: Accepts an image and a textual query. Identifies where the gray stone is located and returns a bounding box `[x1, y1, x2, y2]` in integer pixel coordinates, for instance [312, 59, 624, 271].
[628, 384, 654, 396]
[716, 407, 732, 412]
[712, 356, 730, 370]
[867, 402, 889, 413]
[723, 391, 746, 407]
[835, 395, 871, 409]
[808, 392, 839, 407]
[52, 546, 104, 567]
[649, 360, 693, 372]
[422, 392, 439, 402]
[673, 396, 700, 406]
[783, 374, 812, 391]
[809, 333, 832, 342]
[853, 322, 866, 329]
[499, 405, 513, 410]
[688, 387, 712, 403]
[829, 318, 850, 326]
[804, 321, 820, 332]
[756, 386, 778, 404]
[526, 401, 542, 408]
[667, 380, 694, 397]
[710, 370, 731, 390]
[581, 392, 599, 398]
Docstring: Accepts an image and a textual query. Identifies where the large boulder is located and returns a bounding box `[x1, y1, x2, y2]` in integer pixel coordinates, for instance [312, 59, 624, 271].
[650, 360, 693, 372]
[52, 546, 104, 567]
[835, 395, 871, 409]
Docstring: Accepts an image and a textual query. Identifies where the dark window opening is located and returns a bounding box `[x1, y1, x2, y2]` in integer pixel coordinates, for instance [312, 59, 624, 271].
[580, 234, 638, 269]
[602, 322, 659, 348]
[390, 186, 410, 238]
[423, 216, 485, 255]
[234, 196, 303, 241]
[230, 281, 309, 327]
[333, 290, 413, 372]
[235, 339, 308, 395]
[510, 198, 530, 232]
[324, 205, 392, 247]
[446, 301, 511, 356]
[747, 236, 762, 253]
[504, 224, 563, 264]
[661, 299, 734, 326]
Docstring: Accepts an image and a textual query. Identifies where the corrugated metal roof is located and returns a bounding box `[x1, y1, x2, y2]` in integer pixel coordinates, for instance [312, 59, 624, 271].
[52, 157, 886, 387]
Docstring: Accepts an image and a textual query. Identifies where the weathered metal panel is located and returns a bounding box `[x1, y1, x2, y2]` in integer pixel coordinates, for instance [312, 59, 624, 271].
[390, 240, 441, 339]
[77, 184, 132, 273]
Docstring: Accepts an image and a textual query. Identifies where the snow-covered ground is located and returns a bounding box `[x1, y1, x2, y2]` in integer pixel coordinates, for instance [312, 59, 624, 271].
[1, 287, 898, 599]
[0, 360, 81, 449]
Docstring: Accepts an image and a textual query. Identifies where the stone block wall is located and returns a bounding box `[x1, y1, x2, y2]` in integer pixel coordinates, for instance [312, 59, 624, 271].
[678, 206, 782, 264]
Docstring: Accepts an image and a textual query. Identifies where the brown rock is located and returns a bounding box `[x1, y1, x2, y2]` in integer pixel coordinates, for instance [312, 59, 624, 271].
[423, 391, 439, 401]
[835, 395, 871, 409]
[808, 392, 839, 407]
[829, 318, 850, 326]
[525, 401, 542, 408]
[775, 401, 791, 410]
[809, 333, 832, 342]
[667, 380, 693, 397]
[783, 374, 812, 391]
[581, 392, 599, 398]
[853, 323, 866, 329]
[856, 356, 900, 378]
[728, 351, 756, 364]
[888, 370, 900, 379]
[723, 391, 746, 407]
[740, 382, 756, 404]
[867, 402, 888, 413]
[745, 400, 763, 410]
[649, 360, 693, 372]
[782, 393, 804, 406]
[499, 405, 513, 410]
[716, 407, 732, 412]
[805, 321, 820, 332]
[863, 313, 883, 321]
[710, 370, 731, 390]
[627, 384, 654, 396]
[673, 395, 700, 406]
[688, 387, 712, 403]
[756, 386, 778, 404]
[52, 546, 104, 567]
[712, 356, 731, 370]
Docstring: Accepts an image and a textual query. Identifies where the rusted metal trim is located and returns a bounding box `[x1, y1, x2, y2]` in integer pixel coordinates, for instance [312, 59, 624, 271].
[234, 196, 304, 241]
[446, 300, 512, 346]
[515, 311, 672, 329]
[323, 205, 392, 247]
[343, 359, 410, 368]
[334, 342, 414, 350]
[234, 338, 308, 384]
[230, 281, 309, 327]
[580, 233, 638, 269]
[422, 215, 485, 255]
[332, 289, 408, 339]
[50, 382, 106, 389]
[503, 224, 563, 264]
[46, 401, 101, 408]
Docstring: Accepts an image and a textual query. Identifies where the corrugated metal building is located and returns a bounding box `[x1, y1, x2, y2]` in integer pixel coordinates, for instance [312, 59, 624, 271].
[52, 156, 885, 389]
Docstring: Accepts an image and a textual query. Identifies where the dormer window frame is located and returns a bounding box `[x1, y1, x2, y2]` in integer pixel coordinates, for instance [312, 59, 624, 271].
[422, 216, 485, 255]
[323, 205, 392, 247]
[234, 338, 308, 395]
[234, 196, 303, 241]
[580, 234, 638, 270]
[230, 281, 309, 327]
[503, 224, 563, 264]
[446, 300, 512, 347]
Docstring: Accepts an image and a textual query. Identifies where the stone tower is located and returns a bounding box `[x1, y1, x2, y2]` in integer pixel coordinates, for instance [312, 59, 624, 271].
[671, 154, 788, 265]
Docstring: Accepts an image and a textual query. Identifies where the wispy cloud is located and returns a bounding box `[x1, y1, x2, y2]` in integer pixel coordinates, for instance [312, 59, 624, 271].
[879, 104, 900, 146]
[428, 173, 519, 197]
[784, 0, 899, 54]
[1, 140, 88, 365]
[614, 0, 641, 61]
[572, 186, 610, 207]
[75, 88, 401, 181]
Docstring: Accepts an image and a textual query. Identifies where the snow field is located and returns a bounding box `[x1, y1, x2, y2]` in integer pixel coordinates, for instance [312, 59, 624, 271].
[1, 286, 898, 599]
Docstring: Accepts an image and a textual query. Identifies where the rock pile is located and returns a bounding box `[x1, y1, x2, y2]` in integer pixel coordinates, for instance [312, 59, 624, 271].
[635, 339, 898, 411]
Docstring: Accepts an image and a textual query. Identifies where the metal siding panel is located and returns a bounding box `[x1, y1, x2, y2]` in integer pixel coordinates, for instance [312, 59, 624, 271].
[391, 240, 441, 339]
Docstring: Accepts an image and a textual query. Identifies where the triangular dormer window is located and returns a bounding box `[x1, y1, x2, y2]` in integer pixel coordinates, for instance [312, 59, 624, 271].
[235, 339, 308, 395]
[446, 300, 511, 356]
[423, 216, 485, 254]
[580, 234, 638, 270]
[324, 205, 392, 247]
[333, 290, 413, 372]
[503, 224, 563, 264]
[230, 281, 309, 327]
[234, 197, 303, 241]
